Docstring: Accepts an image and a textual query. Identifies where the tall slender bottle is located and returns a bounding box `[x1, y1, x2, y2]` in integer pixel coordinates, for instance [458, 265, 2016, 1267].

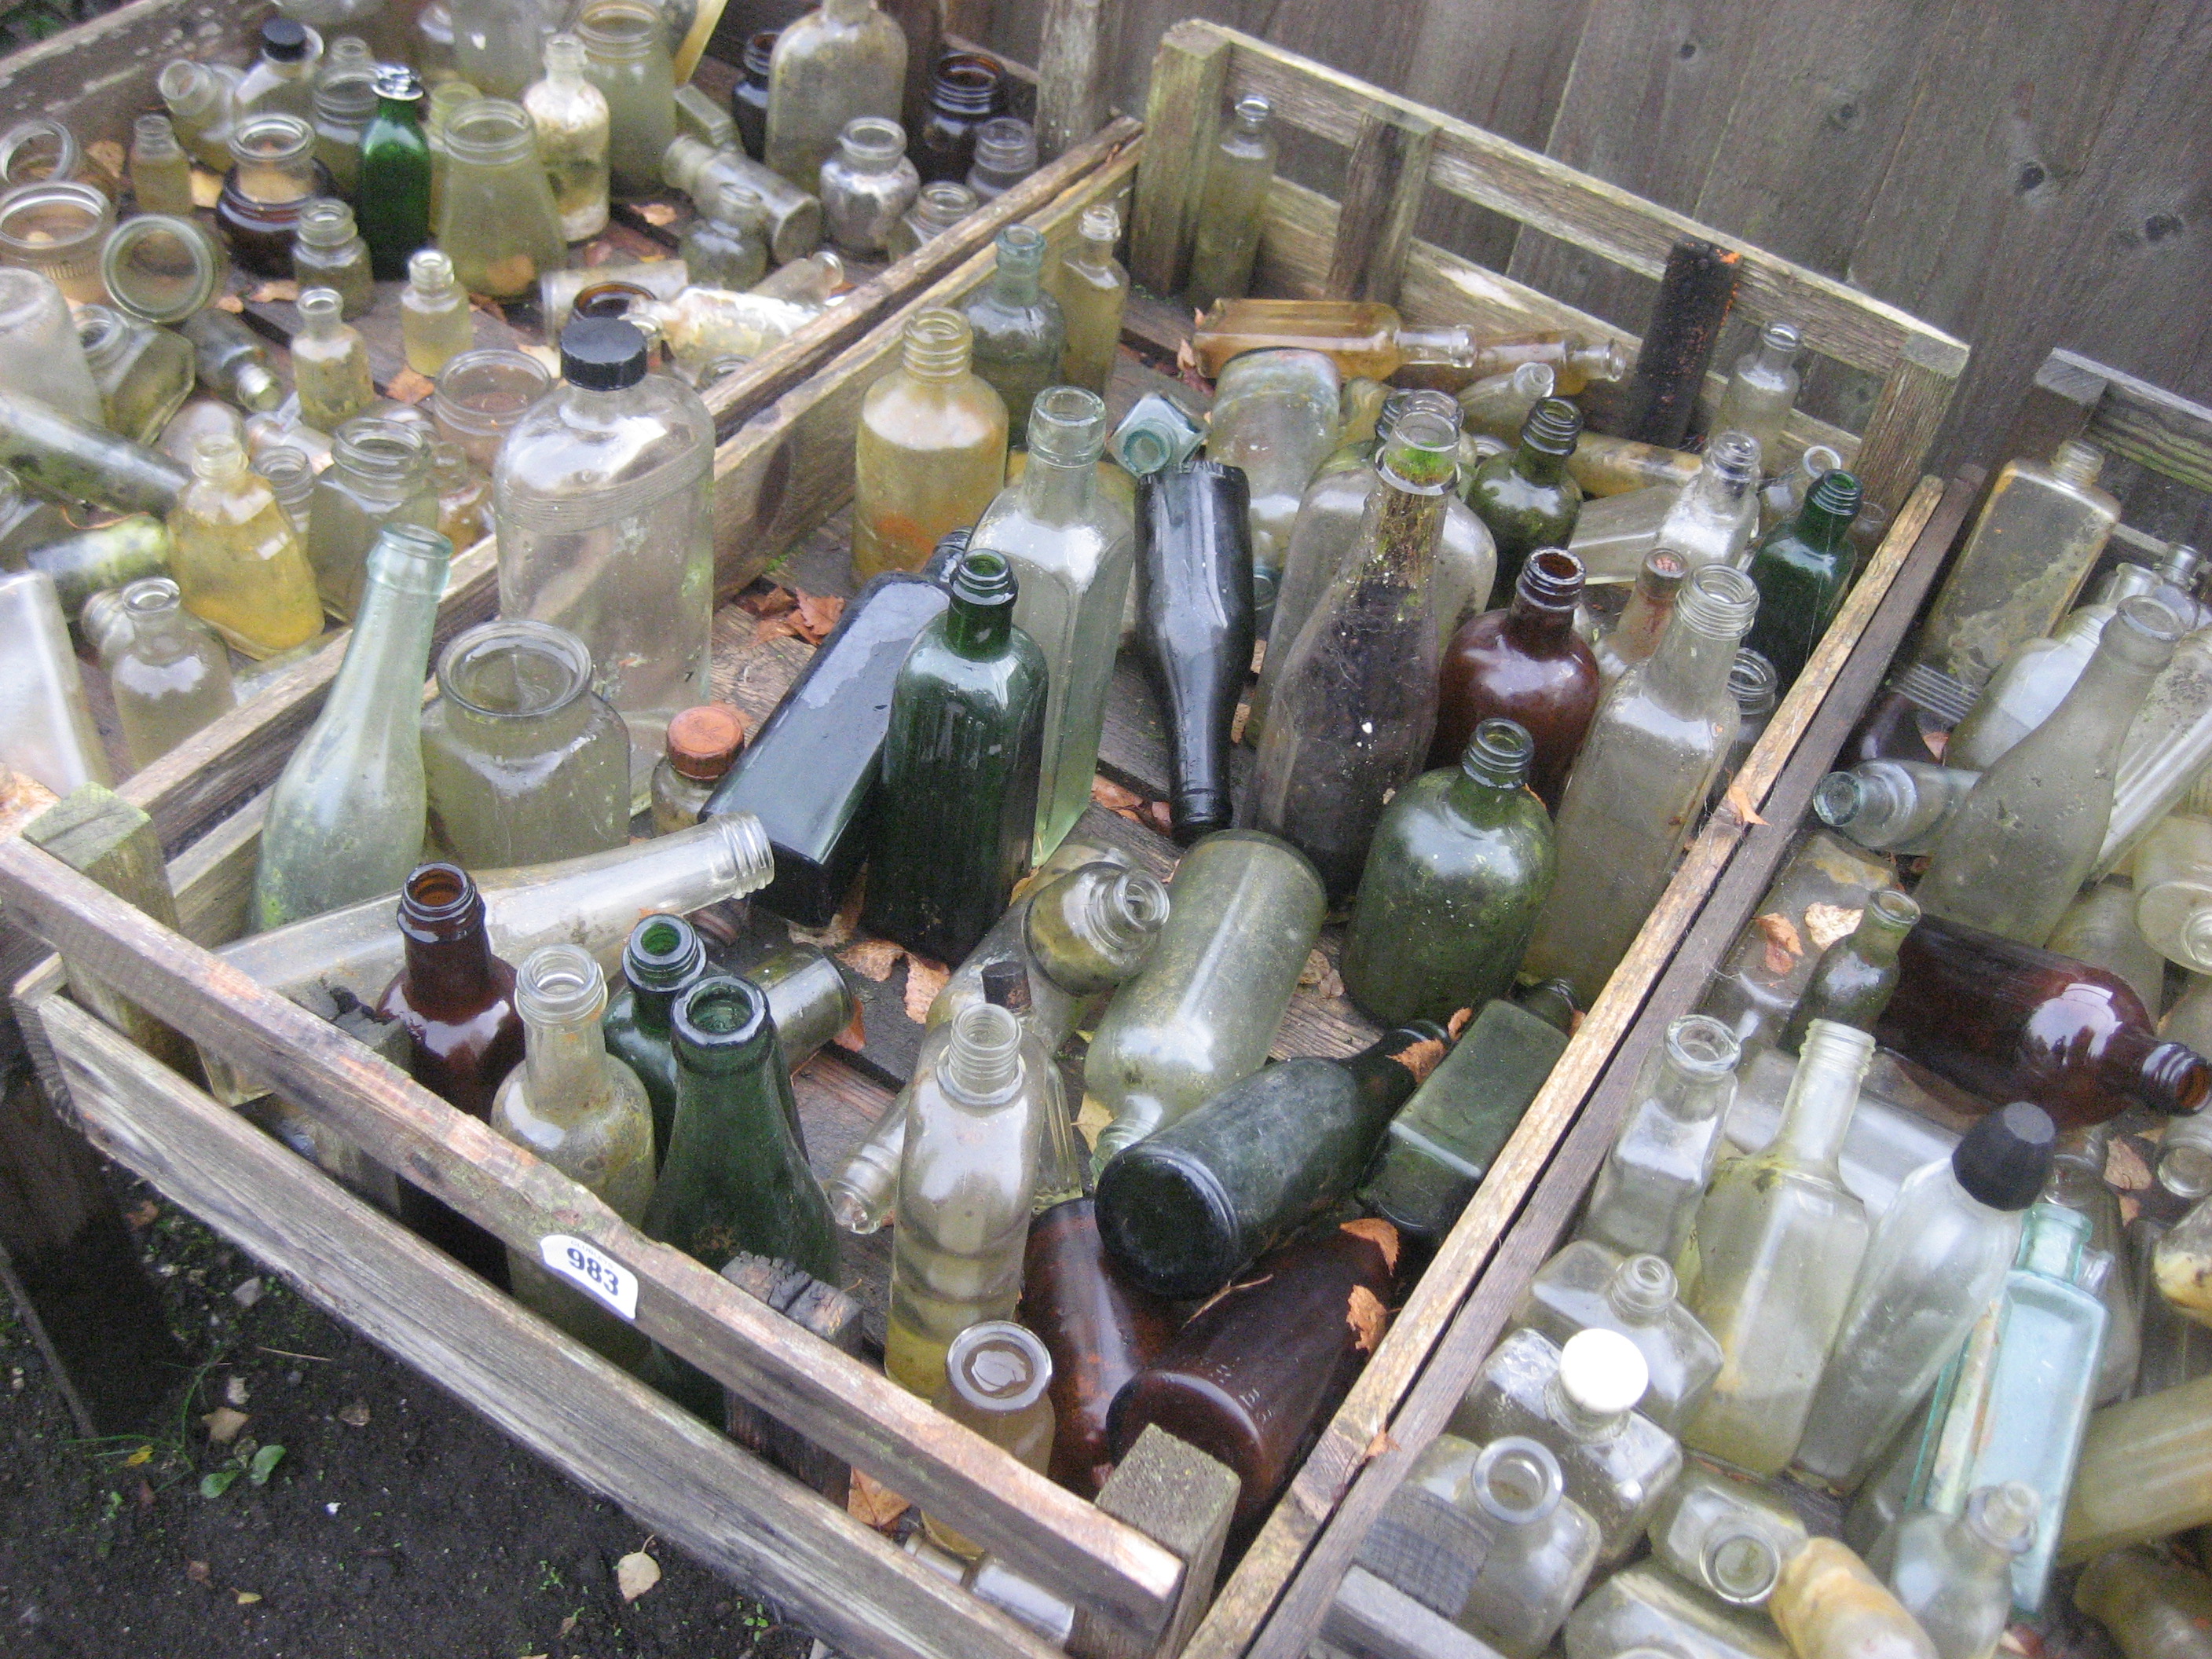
[491, 944, 657, 1369]
[1050, 203, 1127, 397]
[1777, 888, 1920, 1053]
[1712, 322, 1803, 470]
[1681, 1018, 1875, 1476]
[357, 68, 432, 278]
[961, 225, 1065, 447]
[600, 911, 708, 1164]
[1250, 403, 1457, 899]
[1203, 348, 1341, 605]
[1184, 96, 1274, 309]
[1812, 760, 1981, 857]
[1743, 468, 1862, 689]
[1577, 1015, 1741, 1261]
[1465, 397, 1583, 594]
[969, 385, 1133, 859]
[1430, 548, 1600, 808]
[522, 32, 611, 239]
[1917, 596, 2184, 947]
[1592, 548, 1690, 689]
[852, 309, 1008, 581]
[1520, 565, 1760, 1006]
[251, 524, 452, 930]
[763, 0, 906, 191]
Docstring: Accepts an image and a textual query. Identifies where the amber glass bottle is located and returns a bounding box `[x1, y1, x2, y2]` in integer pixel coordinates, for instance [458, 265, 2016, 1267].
[1430, 548, 1599, 810]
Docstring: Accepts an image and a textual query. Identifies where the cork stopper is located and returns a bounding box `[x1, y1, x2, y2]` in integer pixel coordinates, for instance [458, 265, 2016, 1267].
[665, 704, 747, 780]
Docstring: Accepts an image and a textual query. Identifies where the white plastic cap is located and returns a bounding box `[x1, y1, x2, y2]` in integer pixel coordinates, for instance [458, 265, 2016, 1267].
[1558, 1328, 1649, 1416]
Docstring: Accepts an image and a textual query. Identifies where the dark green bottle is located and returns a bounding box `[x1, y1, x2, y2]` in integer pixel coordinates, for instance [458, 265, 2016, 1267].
[1743, 468, 1864, 689]
[1094, 1023, 1447, 1300]
[602, 912, 708, 1167]
[1341, 718, 1557, 1027]
[357, 68, 432, 279]
[862, 548, 1048, 963]
[1463, 397, 1583, 592]
[1778, 887, 1920, 1053]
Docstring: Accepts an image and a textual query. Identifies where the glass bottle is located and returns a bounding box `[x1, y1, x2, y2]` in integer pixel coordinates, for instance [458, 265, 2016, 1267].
[862, 548, 1047, 961]
[1776, 888, 1920, 1053]
[1096, 1022, 1442, 1301]
[913, 50, 1000, 182]
[0, 179, 112, 309]
[1044, 202, 1126, 397]
[420, 618, 631, 866]
[1592, 549, 1690, 690]
[1562, 1561, 1789, 1659]
[2130, 1214, 2212, 1387]
[159, 58, 243, 170]
[243, 434, 313, 534]
[1744, 468, 1864, 689]
[679, 182, 769, 288]
[0, 569, 108, 794]
[1203, 347, 1342, 602]
[819, 115, 917, 257]
[1358, 997, 1569, 1244]
[397, 248, 474, 379]
[491, 944, 656, 1369]
[438, 97, 566, 298]
[306, 413, 436, 619]
[1889, 1485, 2040, 1659]
[424, 78, 479, 227]
[1342, 719, 1556, 1024]
[2137, 814, 2212, 972]
[889, 178, 976, 258]
[968, 385, 1131, 858]
[252, 523, 452, 928]
[1576, 1014, 1740, 1259]
[129, 113, 196, 216]
[1513, 1242, 1723, 1436]
[291, 197, 375, 317]
[0, 386, 190, 514]
[1814, 760, 1980, 857]
[310, 66, 377, 194]
[2048, 1123, 2144, 1404]
[428, 439, 489, 546]
[165, 432, 324, 659]
[449, 0, 548, 99]
[1185, 95, 1274, 308]
[1192, 301, 1629, 390]
[601, 913, 706, 1163]
[1135, 458, 1254, 842]
[1792, 1102, 2054, 1492]
[496, 317, 716, 797]
[1919, 441, 2123, 689]
[639, 703, 740, 833]
[2075, 1547, 2212, 1659]
[2064, 1367, 2212, 1563]
[1430, 549, 1598, 810]
[884, 1002, 1046, 1400]
[2098, 632, 2212, 878]
[218, 113, 331, 276]
[1771, 1538, 1941, 1659]
[432, 346, 551, 468]
[522, 32, 611, 239]
[1569, 430, 1763, 586]
[924, 1322, 1057, 1557]
[100, 576, 236, 770]
[1918, 596, 2184, 947]
[960, 225, 1064, 447]
[1709, 647, 1779, 800]
[1460, 361, 1560, 450]
[1464, 397, 1584, 594]
[1521, 565, 1761, 1006]
[1109, 391, 1205, 479]
[1447, 1437, 1602, 1657]
[574, 0, 671, 200]
[2047, 876, 2166, 1015]
[1449, 1326, 1683, 1564]
[851, 308, 1007, 580]
[1712, 322, 1803, 470]
[764, 0, 907, 191]
[0, 268, 101, 428]
[76, 307, 194, 446]
[1251, 405, 1458, 899]
[1647, 1459, 1807, 1608]
[236, 18, 322, 122]
[178, 310, 283, 415]
[659, 134, 825, 266]
[965, 115, 1035, 200]
[291, 287, 376, 435]
[731, 29, 775, 159]
[1679, 1018, 1874, 1475]
[1357, 1434, 1532, 1633]
[1085, 830, 1325, 1161]
[30, 515, 170, 625]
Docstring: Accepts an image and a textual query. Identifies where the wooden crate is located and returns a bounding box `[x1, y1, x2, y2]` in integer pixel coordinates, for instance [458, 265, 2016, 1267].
[1127, 20, 1969, 517]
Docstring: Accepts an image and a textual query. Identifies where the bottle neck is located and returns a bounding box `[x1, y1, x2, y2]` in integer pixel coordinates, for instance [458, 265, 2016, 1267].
[991, 261, 1042, 306]
[1396, 323, 1477, 368]
[1643, 603, 1745, 709]
[1771, 1024, 1872, 1174]
[325, 558, 441, 737]
[822, 0, 873, 21]
[1018, 445, 1098, 522]
[522, 1011, 614, 1122]
[943, 593, 1013, 657]
[1603, 1254, 1675, 1326]
[1543, 1372, 1625, 1443]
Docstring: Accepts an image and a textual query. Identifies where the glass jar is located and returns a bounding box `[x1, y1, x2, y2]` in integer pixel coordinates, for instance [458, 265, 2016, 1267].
[915, 50, 1002, 183]
[888, 178, 975, 258]
[649, 702, 745, 833]
[0, 267, 103, 427]
[449, 0, 554, 98]
[291, 198, 375, 317]
[677, 183, 769, 288]
[130, 113, 196, 216]
[401, 248, 475, 377]
[159, 58, 242, 170]
[965, 115, 1035, 201]
[217, 114, 330, 275]
[291, 287, 375, 435]
[307, 415, 438, 621]
[421, 618, 631, 864]
[101, 575, 236, 770]
[764, 0, 907, 191]
[429, 439, 490, 546]
[0, 181, 114, 305]
[424, 78, 480, 228]
[164, 433, 324, 658]
[253, 442, 317, 537]
[731, 28, 775, 159]
[438, 97, 564, 298]
[820, 115, 917, 257]
[576, 0, 672, 200]
[310, 67, 378, 194]
[100, 214, 229, 329]
[358, 68, 432, 278]
[522, 31, 610, 240]
[431, 346, 552, 467]
[0, 119, 79, 191]
[77, 306, 195, 445]
[851, 307, 1007, 580]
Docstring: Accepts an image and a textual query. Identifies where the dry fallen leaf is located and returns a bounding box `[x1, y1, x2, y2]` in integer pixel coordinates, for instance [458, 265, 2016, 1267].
[847, 1469, 910, 1531]
[338, 1401, 371, 1427]
[2107, 1137, 2155, 1192]
[1341, 1217, 1401, 1274]
[1803, 903, 1861, 953]
[185, 1561, 211, 1584]
[737, 584, 798, 620]
[1361, 1428, 1397, 1464]
[1075, 1091, 1113, 1150]
[793, 589, 845, 643]
[1346, 1284, 1389, 1353]
[1925, 727, 1950, 761]
[189, 168, 223, 210]
[87, 139, 126, 178]
[202, 1407, 250, 1445]
[616, 1551, 661, 1602]
[212, 291, 245, 313]
[791, 879, 864, 950]
[1390, 1037, 1448, 1085]
[2120, 1192, 2143, 1226]
[246, 280, 299, 304]
[831, 998, 867, 1053]
[635, 200, 680, 227]
[1297, 947, 1345, 1000]
[1447, 1007, 1474, 1040]
[1230, 701, 1251, 745]
[234, 1590, 262, 1606]
[1752, 912, 1804, 977]
[125, 1199, 159, 1229]
[839, 937, 904, 983]
[903, 955, 950, 1024]
[383, 366, 437, 405]
[1722, 780, 1767, 827]
[1091, 777, 1144, 812]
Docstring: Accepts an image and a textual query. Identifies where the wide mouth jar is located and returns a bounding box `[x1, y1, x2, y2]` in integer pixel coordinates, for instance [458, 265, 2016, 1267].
[0, 181, 115, 303]
[930, 52, 1004, 116]
[100, 213, 229, 323]
[0, 119, 80, 189]
[442, 97, 537, 167]
[837, 115, 907, 171]
[330, 415, 432, 489]
[436, 618, 595, 721]
[226, 113, 320, 201]
[431, 346, 553, 467]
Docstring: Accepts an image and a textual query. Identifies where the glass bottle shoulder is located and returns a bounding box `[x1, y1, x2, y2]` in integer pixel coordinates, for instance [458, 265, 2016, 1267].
[495, 379, 713, 499]
[861, 366, 1005, 450]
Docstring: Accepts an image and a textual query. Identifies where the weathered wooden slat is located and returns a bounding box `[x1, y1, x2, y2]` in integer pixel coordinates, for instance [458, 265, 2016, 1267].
[1322, 111, 1438, 306]
[1035, 0, 1108, 159]
[1071, 1427, 1242, 1659]
[1129, 21, 1229, 292]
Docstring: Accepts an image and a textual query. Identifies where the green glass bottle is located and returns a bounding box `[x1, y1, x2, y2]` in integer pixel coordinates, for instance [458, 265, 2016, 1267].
[1777, 888, 1920, 1053]
[862, 548, 1048, 963]
[961, 225, 1066, 447]
[1743, 470, 1863, 690]
[1342, 718, 1557, 1027]
[1465, 397, 1583, 594]
[602, 911, 708, 1166]
[357, 68, 432, 279]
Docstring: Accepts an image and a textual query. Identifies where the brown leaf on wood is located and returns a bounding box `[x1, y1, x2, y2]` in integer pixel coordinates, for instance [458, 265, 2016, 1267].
[634, 201, 680, 227]
[1752, 912, 1804, 978]
[2106, 1136, 2155, 1192]
[903, 955, 950, 1024]
[1075, 1090, 1114, 1151]
[1141, 799, 1174, 837]
[791, 879, 863, 950]
[1925, 727, 1950, 761]
[1346, 1284, 1389, 1353]
[383, 366, 437, 405]
[1341, 1216, 1401, 1274]
[737, 584, 798, 620]
[1447, 1007, 1474, 1040]
[1361, 1428, 1397, 1464]
[847, 1468, 910, 1531]
[125, 1199, 159, 1229]
[247, 280, 299, 304]
[185, 1560, 211, 1584]
[791, 589, 845, 645]
[839, 937, 904, 982]
[87, 140, 126, 178]
[616, 1551, 661, 1601]
[1298, 947, 1345, 1000]
[2120, 1192, 2143, 1227]
[830, 998, 866, 1053]
[1803, 903, 1861, 953]
[1091, 777, 1144, 812]
[212, 292, 245, 313]
[1174, 335, 1199, 377]
[1722, 780, 1767, 827]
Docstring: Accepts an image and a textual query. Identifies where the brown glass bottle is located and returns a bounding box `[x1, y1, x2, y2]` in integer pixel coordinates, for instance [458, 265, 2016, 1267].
[374, 862, 523, 1286]
[1109, 1217, 1399, 1543]
[1017, 1197, 1180, 1496]
[914, 51, 1002, 183]
[1876, 912, 2210, 1128]
[1430, 548, 1599, 809]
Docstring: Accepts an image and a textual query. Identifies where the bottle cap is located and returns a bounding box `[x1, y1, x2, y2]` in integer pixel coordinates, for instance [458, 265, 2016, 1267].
[1557, 1328, 1647, 1416]
[559, 316, 649, 390]
[665, 704, 747, 780]
[262, 17, 311, 60]
[372, 65, 425, 103]
[980, 960, 1031, 1014]
[1952, 1101, 2056, 1210]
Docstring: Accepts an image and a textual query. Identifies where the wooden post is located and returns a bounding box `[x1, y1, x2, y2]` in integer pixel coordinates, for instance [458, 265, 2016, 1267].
[1130, 23, 1229, 295]
[1322, 1567, 1508, 1659]
[1069, 1426, 1240, 1659]
[723, 1251, 866, 1505]
[1035, 0, 1108, 161]
[1323, 112, 1436, 306]
[1849, 333, 1969, 516]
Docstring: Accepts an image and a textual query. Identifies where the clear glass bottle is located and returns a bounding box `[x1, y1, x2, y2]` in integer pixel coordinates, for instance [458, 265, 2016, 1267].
[2048, 875, 2166, 1015]
[1710, 647, 1779, 800]
[306, 413, 437, 621]
[889, 178, 976, 258]
[178, 309, 283, 415]
[165, 432, 324, 659]
[0, 569, 107, 794]
[1680, 1018, 1875, 1476]
[1577, 1013, 1740, 1261]
[310, 66, 377, 194]
[1193, 302, 1628, 391]
[291, 287, 376, 435]
[1562, 1561, 1791, 1659]
[1185, 95, 1274, 308]
[660, 134, 824, 266]
[1647, 1459, 1807, 1608]
[819, 115, 917, 257]
[1771, 1537, 1941, 1659]
[432, 346, 551, 468]
[648, 702, 745, 834]
[1712, 322, 1803, 471]
[1814, 759, 1982, 857]
[522, 32, 610, 239]
[1513, 1241, 1723, 1436]
[1429, 549, 1596, 811]
[129, 113, 196, 216]
[496, 317, 716, 800]
[967, 385, 1133, 859]
[2075, 1547, 2212, 1659]
[76, 306, 194, 446]
[1049, 203, 1127, 397]
[763, 0, 906, 191]
[1889, 1485, 2041, 1659]
[0, 266, 104, 427]
[1251, 405, 1458, 899]
[1203, 347, 1342, 604]
[247, 444, 310, 542]
[678, 182, 769, 289]
[1520, 565, 1761, 1006]
[962, 115, 1035, 201]
[218, 113, 329, 276]
[251, 523, 452, 928]
[924, 1322, 1056, 1557]
[1570, 430, 1764, 587]
[1777, 887, 1921, 1053]
[2046, 1122, 2145, 1403]
[2130, 1214, 2212, 1386]
[438, 97, 566, 298]
[1920, 441, 2123, 689]
[1454, 1437, 1602, 1657]
[851, 308, 1007, 581]
[961, 225, 1065, 447]
[96, 576, 236, 770]
[1919, 595, 2184, 947]
[421, 618, 631, 866]
[574, 0, 671, 200]
[1085, 829, 1326, 1162]
[236, 18, 322, 122]
[401, 249, 474, 379]
[491, 943, 656, 1369]
[1466, 397, 1584, 594]
[1448, 1326, 1683, 1565]
[159, 58, 243, 170]
[448, 0, 548, 98]
[2138, 814, 2212, 972]
[1592, 548, 1690, 688]
[885, 1002, 1046, 1400]
[291, 197, 375, 318]
[0, 385, 191, 514]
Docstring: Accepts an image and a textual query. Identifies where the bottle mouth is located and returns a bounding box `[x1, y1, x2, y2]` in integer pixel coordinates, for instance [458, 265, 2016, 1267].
[1379, 406, 1462, 490]
[1728, 649, 1778, 716]
[742, 28, 778, 75]
[950, 546, 1017, 609]
[1964, 1481, 2040, 1557]
[1663, 1013, 1741, 1079]
[2144, 1041, 2210, 1115]
[1467, 1437, 1562, 1526]
[365, 522, 454, 598]
[1677, 564, 1760, 639]
[1704, 429, 1762, 483]
[0, 117, 78, 189]
[672, 973, 775, 1057]
[1608, 1252, 1676, 1319]
[1516, 547, 1585, 611]
[1519, 395, 1584, 456]
[1102, 868, 1170, 946]
[398, 861, 482, 934]
[442, 98, 536, 164]
[1702, 1526, 1782, 1605]
[932, 51, 1005, 114]
[973, 115, 1035, 171]
[838, 115, 908, 167]
[1462, 717, 1534, 789]
[624, 913, 705, 989]
[575, 0, 662, 57]
[944, 1002, 1023, 1101]
[333, 415, 431, 481]
[436, 618, 593, 720]
[945, 1320, 1052, 1414]
[313, 71, 379, 120]
[2051, 438, 2105, 489]
[296, 196, 357, 244]
[119, 576, 182, 620]
[1805, 467, 1863, 519]
[1797, 1018, 1877, 1076]
[407, 247, 456, 290]
[190, 431, 250, 481]
[1811, 771, 1863, 830]
[1079, 202, 1120, 245]
[75, 303, 126, 361]
[227, 112, 317, 168]
[992, 220, 1047, 275]
[900, 306, 973, 377]
[515, 943, 607, 1026]
[0, 179, 108, 258]
[2160, 1138, 2212, 1200]
[1865, 886, 1922, 934]
[914, 181, 978, 228]
[1027, 386, 1108, 467]
[433, 348, 555, 430]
